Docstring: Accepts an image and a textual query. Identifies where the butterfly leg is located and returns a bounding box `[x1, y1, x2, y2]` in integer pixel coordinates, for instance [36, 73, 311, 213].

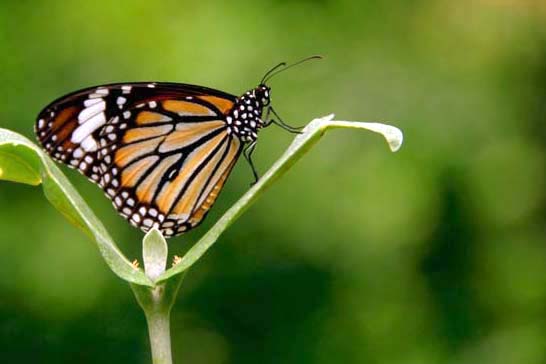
[243, 140, 259, 185]
[268, 107, 304, 134]
[262, 107, 273, 127]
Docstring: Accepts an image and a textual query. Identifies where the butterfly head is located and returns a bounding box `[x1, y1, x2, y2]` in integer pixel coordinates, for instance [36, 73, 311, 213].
[227, 56, 322, 143]
[254, 84, 271, 106]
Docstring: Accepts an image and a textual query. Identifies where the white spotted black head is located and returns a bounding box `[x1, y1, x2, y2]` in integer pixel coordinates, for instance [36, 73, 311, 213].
[226, 84, 271, 143]
[226, 56, 322, 143]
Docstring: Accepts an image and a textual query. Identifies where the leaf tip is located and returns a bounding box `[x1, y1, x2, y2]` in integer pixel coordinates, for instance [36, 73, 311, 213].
[143, 228, 168, 282]
[331, 120, 404, 152]
[384, 125, 403, 152]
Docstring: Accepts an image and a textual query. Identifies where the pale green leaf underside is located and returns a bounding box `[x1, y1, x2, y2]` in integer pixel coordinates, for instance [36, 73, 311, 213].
[158, 114, 403, 282]
[0, 128, 153, 286]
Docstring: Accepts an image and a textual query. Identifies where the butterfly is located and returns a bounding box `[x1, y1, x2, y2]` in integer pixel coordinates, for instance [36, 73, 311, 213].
[34, 56, 320, 238]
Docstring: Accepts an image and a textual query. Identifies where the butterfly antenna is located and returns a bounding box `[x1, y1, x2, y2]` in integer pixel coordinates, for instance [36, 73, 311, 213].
[263, 55, 322, 84]
[260, 62, 287, 84]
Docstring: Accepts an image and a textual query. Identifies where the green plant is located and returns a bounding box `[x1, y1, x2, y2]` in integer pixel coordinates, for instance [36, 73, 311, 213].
[0, 114, 402, 364]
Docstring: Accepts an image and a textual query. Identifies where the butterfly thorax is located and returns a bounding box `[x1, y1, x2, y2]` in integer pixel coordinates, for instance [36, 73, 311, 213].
[226, 84, 270, 143]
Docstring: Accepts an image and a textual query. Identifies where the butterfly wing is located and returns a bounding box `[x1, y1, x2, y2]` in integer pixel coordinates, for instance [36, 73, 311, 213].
[35, 82, 242, 237]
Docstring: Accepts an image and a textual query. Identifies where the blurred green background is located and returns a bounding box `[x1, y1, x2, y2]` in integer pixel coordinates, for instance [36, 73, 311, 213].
[1, 0, 546, 363]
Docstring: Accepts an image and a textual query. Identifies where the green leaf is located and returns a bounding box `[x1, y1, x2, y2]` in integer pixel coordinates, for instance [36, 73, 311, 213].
[143, 228, 168, 282]
[0, 128, 153, 286]
[158, 114, 403, 282]
[0, 139, 41, 185]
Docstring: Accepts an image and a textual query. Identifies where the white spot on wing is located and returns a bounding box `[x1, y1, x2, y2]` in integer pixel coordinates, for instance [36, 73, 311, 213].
[72, 112, 106, 143]
[84, 98, 102, 107]
[78, 100, 105, 123]
[81, 135, 98, 152]
[73, 148, 84, 159]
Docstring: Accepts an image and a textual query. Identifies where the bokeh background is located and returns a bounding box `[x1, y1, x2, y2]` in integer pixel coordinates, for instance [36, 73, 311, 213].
[1, 0, 546, 363]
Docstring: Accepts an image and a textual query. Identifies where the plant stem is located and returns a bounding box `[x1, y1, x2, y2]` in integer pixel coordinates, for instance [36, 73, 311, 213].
[145, 304, 173, 364]
[131, 273, 185, 364]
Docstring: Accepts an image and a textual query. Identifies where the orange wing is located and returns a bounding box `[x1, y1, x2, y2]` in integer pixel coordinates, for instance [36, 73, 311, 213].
[36, 82, 242, 237]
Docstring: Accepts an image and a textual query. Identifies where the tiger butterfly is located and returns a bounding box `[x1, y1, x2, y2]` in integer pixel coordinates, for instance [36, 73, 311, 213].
[34, 56, 320, 238]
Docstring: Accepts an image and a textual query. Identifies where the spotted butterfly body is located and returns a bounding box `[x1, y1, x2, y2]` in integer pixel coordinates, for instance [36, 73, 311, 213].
[35, 82, 272, 237]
